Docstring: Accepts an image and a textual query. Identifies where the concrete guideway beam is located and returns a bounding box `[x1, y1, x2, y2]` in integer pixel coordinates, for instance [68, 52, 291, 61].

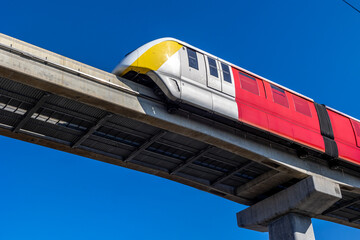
[236, 169, 293, 199]
[237, 176, 342, 232]
[2, 33, 360, 198]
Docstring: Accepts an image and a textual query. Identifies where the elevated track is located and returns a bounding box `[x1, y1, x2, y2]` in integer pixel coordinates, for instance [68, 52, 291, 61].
[1, 33, 360, 230]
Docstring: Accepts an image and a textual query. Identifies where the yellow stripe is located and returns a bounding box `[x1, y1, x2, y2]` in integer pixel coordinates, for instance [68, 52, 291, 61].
[121, 40, 182, 76]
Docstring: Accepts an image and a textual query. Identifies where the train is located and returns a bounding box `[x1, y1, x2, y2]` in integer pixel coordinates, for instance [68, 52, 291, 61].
[113, 38, 360, 168]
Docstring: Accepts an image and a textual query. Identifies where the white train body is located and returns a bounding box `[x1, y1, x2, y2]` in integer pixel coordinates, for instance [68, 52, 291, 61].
[112, 38, 238, 120]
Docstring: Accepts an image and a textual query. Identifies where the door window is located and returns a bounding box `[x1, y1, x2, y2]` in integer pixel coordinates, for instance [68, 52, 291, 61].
[221, 63, 232, 83]
[187, 48, 198, 70]
[208, 57, 218, 78]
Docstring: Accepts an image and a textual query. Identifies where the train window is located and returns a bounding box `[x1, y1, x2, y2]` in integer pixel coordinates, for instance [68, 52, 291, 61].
[352, 120, 360, 137]
[221, 63, 232, 83]
[208, 57, 218, 77]
[239, 72, 259, 95]
[271, 84, 289, 108]
[350, 120, 360, 147]
[187, 48, 198, 70]
[292, 95, 311, 117]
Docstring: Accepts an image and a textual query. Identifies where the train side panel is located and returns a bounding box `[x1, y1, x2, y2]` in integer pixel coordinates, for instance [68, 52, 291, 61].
[328, 109, 360, 165]
[232, 68, 269, 131]
[263, 81, 324, 151]
[263, 81, 294, 141]
[350, 119, 360, 148]
[232, 67, 324, 152]
[288, 94, 324, 151]
[179, 47, 238, 119]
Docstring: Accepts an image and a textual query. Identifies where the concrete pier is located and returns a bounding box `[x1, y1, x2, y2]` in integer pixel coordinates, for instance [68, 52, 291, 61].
[269, 213, 315, 240]
[237, 176, 342, 239]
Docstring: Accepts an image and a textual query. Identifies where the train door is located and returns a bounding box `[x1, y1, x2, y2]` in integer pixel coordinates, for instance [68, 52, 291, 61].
[210, 60, 238, 119]
[219, 62, 235, 97]
[179, 47, 212, 110]
[205, 56, 221, 91]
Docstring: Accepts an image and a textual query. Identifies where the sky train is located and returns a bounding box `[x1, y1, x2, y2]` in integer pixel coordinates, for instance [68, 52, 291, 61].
[113, 38, 360, 168]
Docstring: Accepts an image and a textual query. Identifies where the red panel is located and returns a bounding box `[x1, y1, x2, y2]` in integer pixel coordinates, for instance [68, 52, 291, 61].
[352, 120, 360, 136]
[233, 67, 268, 132]
[263, 82, 294, 142]
[263, 82, 291, 119]
[336, 141, 360, 165]
[328, 110, 356, 146]
[264, 82, 323, 152]
[290, 95, 324, 151]
[233, 68, 266, 105]
[292, 123, 324, 151]
[292, 95, 312, 117]
[232, 68, 325, 152]
[239, 103, 268, 130]
[287, 94, 320, 133]
[232, 67, 324, 153]
[327, 110, 360, 164]
[350, 119, 360, 148]
[267, 114, 293, 140]
[271, 85, 289, 108]
[239, 72, 259, 95]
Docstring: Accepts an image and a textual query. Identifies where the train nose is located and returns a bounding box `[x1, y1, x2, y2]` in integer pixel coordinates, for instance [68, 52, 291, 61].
[113, 40, 183, 78]
[112, 50, 139, 76]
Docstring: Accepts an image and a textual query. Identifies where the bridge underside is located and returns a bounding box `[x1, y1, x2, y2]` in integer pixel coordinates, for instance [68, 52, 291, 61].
[1, 33, 360, 230]
[1, 75, 360, 228]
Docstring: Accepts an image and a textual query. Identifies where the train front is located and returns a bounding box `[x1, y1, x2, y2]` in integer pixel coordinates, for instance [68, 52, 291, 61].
[112, 38, 183, 101]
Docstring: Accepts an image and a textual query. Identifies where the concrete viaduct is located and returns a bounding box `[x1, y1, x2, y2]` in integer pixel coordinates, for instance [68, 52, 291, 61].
[0, 33, 360, 239]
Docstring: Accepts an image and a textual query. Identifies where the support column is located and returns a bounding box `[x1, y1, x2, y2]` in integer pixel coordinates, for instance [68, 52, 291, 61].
[269, 213, 315, 240]
[236, 176, 342, 239]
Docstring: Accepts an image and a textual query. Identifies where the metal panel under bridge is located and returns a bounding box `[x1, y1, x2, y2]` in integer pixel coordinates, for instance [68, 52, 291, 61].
[1, 33, 360, 232]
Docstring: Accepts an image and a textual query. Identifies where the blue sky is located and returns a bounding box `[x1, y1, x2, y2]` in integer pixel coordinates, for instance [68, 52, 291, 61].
[2, 0, 360, 239]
